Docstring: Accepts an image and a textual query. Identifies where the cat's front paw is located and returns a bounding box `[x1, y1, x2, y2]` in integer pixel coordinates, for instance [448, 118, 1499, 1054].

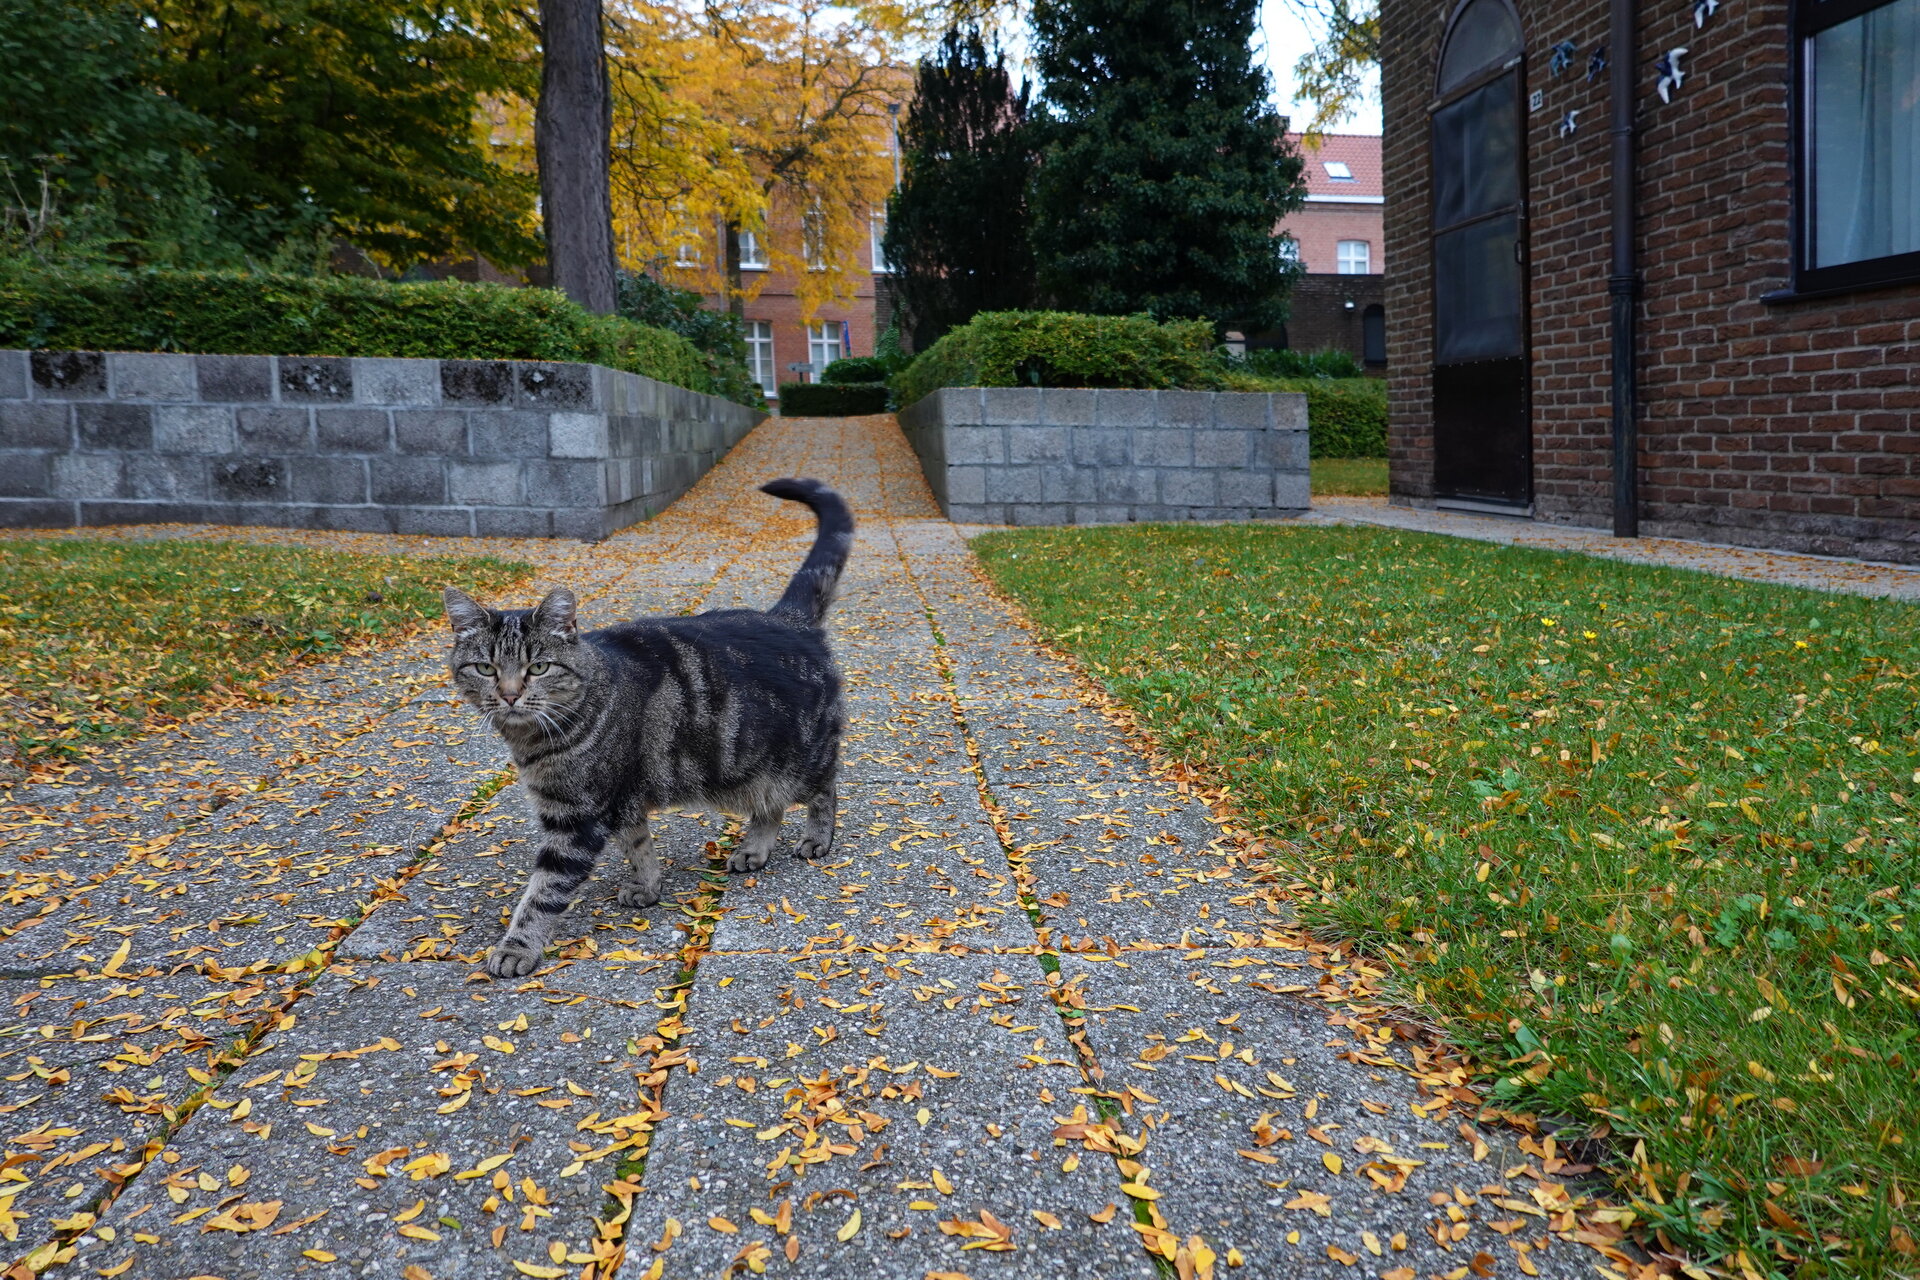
[486, 936, 543, 978]
[726, 846, 770, 873]
[616, 880, 660, 907]
[793, 835, 831, 861]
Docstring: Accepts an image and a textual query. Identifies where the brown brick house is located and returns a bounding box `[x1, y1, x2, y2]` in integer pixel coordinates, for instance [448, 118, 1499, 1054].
[1380, 0, 1919, 559]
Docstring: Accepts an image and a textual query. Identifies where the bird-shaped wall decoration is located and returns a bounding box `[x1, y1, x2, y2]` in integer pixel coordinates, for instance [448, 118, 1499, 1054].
[1656, 47, 1689, 102]
[1559, 109, 1581, 137]
[1693, 0, 1718, 27]
[1550, 40, 1579, 75]
[1587, 45, 1609, 82]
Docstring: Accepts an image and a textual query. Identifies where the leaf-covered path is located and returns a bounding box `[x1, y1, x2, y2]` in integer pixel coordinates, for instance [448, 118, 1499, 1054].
[0, 417, 1603, 1280]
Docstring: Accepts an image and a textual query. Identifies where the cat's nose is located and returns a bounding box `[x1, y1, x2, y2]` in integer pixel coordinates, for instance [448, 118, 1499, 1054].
[498, 681, 525, 703]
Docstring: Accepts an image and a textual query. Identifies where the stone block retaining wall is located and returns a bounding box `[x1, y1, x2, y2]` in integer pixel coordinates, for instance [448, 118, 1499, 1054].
[0, 350, 765, 539]
[896, 387, 1310, 525]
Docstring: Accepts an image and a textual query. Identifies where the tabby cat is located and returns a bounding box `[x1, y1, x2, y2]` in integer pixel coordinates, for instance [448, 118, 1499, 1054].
[442, 478, 853, 977]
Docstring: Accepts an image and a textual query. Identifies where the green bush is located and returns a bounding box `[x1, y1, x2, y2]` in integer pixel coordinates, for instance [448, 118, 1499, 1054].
[1237, 375, 1386, 458]
[821, 356, 890, 384]
[891, 310, 1225, 408]
[614, 272, 762, 407]
[1237, 346, 1363, 379]
[0, 263, 764, 406]
[777, 382, 890, 416]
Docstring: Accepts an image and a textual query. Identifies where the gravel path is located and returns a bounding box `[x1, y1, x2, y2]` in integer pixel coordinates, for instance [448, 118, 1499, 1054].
[0, 418, 1609, 1280]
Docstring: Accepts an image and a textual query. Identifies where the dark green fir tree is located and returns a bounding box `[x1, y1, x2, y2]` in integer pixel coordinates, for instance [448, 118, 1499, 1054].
[882, 27, 1037, 349]
[1027, 0, 1305, 331]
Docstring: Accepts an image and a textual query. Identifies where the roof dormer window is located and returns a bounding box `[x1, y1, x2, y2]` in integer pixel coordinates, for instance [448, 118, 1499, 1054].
[1323, 161, 1355, 180]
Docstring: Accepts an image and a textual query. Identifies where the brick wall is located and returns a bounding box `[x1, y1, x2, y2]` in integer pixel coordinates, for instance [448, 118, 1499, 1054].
[896, 387, 1309, 526]
[0, 350, 763, 539]
[1267, 274, 1387, 367]
[1382, 0, 1920, 561]
[1279, 203, 1385, 275]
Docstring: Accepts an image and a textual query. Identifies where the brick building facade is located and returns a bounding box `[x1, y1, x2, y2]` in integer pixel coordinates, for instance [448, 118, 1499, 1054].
[1259, 134, 1388, 369]
[669, 209, 886, 405]
[1381, 0, 1920, 560]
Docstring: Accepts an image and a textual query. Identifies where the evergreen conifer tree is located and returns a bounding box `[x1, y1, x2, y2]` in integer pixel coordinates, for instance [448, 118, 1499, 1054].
[882, 28, 1036, 349]
[1027, 0, 1304, 331]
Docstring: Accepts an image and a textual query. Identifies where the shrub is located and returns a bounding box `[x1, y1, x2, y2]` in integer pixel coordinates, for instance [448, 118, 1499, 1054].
[777, 382, 890, 416]
[821, 356, 890, 384]
[892, 310, 1224, 408]
[1237, 346, 1363, 379]
[1227, 375, 1386, 457]
[0, 263, 765, 406]
[614, 272, 762, 406]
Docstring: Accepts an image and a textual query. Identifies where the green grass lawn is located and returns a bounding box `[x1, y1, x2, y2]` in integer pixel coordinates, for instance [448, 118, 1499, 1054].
[1311, 456, 1389, 496]
[0, 539, 530, 767]
[975, 522, 1919, 1276]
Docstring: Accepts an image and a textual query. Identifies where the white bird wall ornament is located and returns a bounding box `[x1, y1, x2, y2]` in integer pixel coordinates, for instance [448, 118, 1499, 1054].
[1559, 109, 1581, 137]
[1693, 0, 1718, 28]
[1656, 47, 1689, 103]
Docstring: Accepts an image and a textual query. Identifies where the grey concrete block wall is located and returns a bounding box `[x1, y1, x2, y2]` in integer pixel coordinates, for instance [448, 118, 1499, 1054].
[896, 386, 1309, 525]
[0, 350, 765, 538]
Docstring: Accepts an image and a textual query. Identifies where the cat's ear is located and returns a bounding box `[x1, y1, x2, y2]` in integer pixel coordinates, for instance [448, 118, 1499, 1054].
[443, 587, 489, 638]
[534, 587, 578, 642]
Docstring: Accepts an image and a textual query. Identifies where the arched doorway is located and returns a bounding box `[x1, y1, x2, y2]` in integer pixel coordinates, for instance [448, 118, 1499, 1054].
[1430, 0, 1530, 508]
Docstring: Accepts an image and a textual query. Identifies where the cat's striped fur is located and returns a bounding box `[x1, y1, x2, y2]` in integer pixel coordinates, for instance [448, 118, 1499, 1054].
[443, 478, 853, 977]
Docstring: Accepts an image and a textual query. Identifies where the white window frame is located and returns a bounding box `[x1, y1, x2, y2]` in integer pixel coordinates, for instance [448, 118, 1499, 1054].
[1323, 160, 1355, 180]
[738, 229, 767, 270]
[807, 321, 844, 376]
[745, 320, 776, 396]
[803, 210, 826, 271]
[870, 215, 891, 274]
[1336, 239, 1372, 274]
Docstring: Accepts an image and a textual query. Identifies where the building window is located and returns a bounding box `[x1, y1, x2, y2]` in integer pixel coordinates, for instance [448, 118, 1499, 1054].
[1323, 160, 1354, 180]
[1795, 0, 1920, 293]
[808, 321, 844, 375]
[1278, 236, 1302, 265]
[673, 237, 701, 267]
[871, 216, 890, 274]
[738, 229, 767, 270]
[1337, 240, 1371, 274]
[803, 210, 826, 270]
[745, 320, 775, 396]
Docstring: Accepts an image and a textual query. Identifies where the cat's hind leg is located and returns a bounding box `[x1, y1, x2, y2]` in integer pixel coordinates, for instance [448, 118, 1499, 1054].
[616, 815, 661, 908]
[726, 806, 784, 873]
[796, 780, 836, 861]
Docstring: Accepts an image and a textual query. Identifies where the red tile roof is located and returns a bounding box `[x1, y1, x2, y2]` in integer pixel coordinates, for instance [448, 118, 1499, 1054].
[1287, 133, 1382, 200]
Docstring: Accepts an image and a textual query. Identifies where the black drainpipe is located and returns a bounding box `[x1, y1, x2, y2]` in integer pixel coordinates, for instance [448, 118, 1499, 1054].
[1608, 0, 1641, 536]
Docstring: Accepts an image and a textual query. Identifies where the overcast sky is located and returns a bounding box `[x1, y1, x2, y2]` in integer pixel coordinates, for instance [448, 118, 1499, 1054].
[1257, 0, 1382, 135]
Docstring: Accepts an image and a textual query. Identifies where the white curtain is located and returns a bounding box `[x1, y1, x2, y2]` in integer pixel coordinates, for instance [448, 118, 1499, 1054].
[1813, 0, 1920, 268]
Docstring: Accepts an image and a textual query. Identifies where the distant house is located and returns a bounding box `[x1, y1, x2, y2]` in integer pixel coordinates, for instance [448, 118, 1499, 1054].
[1379, 0, 1918, 559]
[1255, 132, 1387, 370]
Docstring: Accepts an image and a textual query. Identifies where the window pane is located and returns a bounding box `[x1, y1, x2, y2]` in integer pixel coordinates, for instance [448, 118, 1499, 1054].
[1432, 73, 1521, 230]
[1810, 0, 1920, 268]
[1434, 214, 1524, 364]
[1337, 240, 1370, 273]
[739, 230, 767, 269]
[1438, 0, 1522, 94]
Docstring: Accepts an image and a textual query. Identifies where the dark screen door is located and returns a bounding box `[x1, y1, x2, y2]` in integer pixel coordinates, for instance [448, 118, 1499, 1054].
[1431, 68, 1530, 505]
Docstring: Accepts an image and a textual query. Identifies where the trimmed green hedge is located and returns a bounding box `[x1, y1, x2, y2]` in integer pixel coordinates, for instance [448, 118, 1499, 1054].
[777, 382, 890, 416]
[1250, 376, 1387, 458]
[0, 264, 764, 407]
[821, 356, 890, 384]
[891, 310, 1225, 408]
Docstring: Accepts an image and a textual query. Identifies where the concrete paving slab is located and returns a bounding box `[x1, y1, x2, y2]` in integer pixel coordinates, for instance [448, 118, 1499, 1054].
[338, 787, 718, 964]
[626, 950, 1154, 1280]
[1059, 950, 1590, 1278]
[72, 961, 668, 1280]
[708, 782, 1033, 955]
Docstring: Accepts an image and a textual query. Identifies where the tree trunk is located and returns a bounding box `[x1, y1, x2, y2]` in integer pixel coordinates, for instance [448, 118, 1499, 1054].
[536, 0, 617, 315]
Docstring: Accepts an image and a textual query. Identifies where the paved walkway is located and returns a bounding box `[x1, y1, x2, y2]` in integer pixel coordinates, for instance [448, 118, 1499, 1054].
[0, 418, 1608, 1280]
[1306, 497, 1920, 600]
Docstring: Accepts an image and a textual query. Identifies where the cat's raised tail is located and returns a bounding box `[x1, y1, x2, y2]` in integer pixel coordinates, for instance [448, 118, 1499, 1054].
[761, 478, 855, 627]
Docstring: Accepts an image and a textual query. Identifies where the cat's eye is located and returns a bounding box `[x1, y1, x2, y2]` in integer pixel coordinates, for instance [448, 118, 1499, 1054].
[527, 662, 552, 676]
[471, 663, 497, 677]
